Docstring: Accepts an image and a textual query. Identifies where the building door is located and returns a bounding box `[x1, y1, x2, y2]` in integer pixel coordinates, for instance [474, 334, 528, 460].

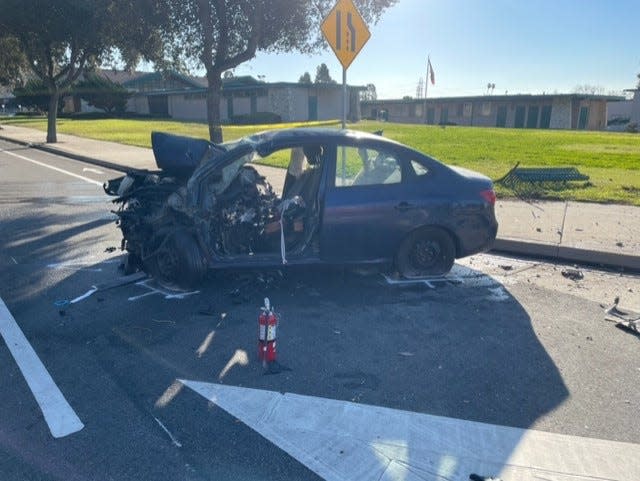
[308, 96, 318, 121]
[526, 106, 539, 128]
[496, 105, 507, 127]
[440, 107, 448, 125]
[148, 95, 169, 117]
[250, 94, 257, 114]
[426, 108, 435, 124]
[540, 105, 552, 129]
[226, 97, 234, 119]
[514, 106, 526, 128]
[578, 106, 589, 129]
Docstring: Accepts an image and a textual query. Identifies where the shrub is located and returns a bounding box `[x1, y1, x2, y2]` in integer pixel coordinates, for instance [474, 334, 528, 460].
[229, 112, 281, 125]
[75, 73, 131, 114]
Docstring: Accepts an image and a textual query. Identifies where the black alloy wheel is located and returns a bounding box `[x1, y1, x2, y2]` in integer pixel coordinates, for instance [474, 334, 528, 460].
[395, 227, 455, 278]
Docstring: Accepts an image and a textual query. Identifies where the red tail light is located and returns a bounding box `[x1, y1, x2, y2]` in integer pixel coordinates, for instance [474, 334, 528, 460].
[480, 189, 496, 205]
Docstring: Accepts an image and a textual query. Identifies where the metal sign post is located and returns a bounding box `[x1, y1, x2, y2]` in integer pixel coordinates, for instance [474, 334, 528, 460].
[321, 0, 371, 130]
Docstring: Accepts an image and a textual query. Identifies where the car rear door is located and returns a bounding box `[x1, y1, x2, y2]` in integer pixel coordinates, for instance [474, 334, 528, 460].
[320, 140, 427, 262]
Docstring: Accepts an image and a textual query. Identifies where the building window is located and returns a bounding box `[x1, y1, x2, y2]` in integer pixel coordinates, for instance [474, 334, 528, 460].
[456, 104, 463, 117]
[463, 103, 472, 117]
[481, 102, 491, 116]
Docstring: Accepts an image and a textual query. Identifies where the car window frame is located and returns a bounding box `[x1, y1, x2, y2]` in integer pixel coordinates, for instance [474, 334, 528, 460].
[327, 139, 417, 190]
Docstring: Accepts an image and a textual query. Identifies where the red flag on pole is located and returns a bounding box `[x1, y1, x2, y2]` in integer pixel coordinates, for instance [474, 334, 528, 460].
[427, 57, 435, 85]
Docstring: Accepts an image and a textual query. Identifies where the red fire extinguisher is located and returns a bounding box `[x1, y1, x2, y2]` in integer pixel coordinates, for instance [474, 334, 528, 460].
[258, 297, 277, 366]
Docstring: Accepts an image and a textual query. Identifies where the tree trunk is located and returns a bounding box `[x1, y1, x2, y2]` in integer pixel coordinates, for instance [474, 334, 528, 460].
[46, 90, 59, 143]
[205, 73, 223, 144]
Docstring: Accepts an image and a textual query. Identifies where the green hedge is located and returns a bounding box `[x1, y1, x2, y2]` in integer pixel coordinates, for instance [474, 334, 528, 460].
[229, 112, 281, 125]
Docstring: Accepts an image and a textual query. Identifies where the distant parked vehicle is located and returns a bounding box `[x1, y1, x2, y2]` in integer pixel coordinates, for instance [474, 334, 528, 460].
[105, 128, 498, 287]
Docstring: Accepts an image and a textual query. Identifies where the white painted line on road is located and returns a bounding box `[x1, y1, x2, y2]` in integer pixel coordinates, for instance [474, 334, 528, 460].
[82, 167, 104, 175]
[0, 298, 84, 438]
[153, 416, 182, 448]
[181, 380, 640, 481]
[128, 280, 199, 302]
[1, 149, 103, 187]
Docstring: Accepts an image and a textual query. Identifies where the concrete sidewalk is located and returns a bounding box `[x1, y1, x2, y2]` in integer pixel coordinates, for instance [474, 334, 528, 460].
[1, 123, 639, 270]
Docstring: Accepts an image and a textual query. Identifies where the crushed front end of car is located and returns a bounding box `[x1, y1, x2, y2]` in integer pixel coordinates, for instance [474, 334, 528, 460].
[104, 132, 281, 287]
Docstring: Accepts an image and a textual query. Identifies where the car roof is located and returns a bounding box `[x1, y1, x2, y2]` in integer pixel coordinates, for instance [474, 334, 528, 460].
[246, 127, 405, 148]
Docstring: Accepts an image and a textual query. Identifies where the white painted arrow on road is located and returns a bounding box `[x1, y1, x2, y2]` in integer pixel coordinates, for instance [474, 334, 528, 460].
[1, 298, 84, 438]
[180, 380, 639, 481]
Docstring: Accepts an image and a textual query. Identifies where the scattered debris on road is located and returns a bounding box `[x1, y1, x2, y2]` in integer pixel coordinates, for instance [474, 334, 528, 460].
[561, 268, 584, 281]
[469, 474, 503, 481]
[54, 272, 148, 307]
[604, 297, 640, 336]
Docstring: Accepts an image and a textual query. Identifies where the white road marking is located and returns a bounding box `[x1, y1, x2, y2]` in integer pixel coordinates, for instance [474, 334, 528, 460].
[128, 280, 199, 301]
[69, 286, 98, 304]
[153, 416, 182, 448]
[0, 298, 84, 438]
[180, 380, 640, 481]
[1, 149, 103, 187]
[82, 167, 104, 175]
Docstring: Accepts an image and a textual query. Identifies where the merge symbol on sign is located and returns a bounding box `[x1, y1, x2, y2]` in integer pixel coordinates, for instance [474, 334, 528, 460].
[321, 0, 371, 69]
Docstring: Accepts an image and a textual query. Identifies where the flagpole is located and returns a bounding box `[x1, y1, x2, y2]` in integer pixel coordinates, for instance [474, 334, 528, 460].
[423, 55, 429, 124]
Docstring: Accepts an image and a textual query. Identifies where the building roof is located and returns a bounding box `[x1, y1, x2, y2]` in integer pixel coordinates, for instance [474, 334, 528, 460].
[98, 69, 149, 85]
[363, 93, 625, 105]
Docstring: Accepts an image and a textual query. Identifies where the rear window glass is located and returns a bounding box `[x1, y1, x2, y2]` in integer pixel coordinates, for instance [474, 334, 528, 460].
[410, 160, 429, 177]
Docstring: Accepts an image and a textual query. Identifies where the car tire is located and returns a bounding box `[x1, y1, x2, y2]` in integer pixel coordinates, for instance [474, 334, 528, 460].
[395, 227, 455, 278]
[147, 230, 207, 288]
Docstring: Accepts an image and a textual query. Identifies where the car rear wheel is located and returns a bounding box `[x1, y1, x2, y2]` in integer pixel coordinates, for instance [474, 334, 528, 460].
[147, 230, 207, 288]
[395, 227, 455, 278]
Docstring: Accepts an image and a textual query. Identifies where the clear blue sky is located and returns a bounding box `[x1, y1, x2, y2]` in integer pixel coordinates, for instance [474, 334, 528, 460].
[232, 0, 640, 99]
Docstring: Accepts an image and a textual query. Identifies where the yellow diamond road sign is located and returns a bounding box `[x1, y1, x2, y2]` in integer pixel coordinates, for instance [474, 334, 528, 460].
[321, 0, 371, 70]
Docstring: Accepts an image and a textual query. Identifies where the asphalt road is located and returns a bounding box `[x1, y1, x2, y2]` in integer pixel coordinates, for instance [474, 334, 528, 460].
[0, 139, 639, 481]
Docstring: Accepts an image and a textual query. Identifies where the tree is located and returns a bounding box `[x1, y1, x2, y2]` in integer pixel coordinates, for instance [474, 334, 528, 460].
[0, 0, 165, 142]
[75, 73, 131, 114]
[0, 36, 28, 87]
[361, 83, 377, 101]
[314, 63, 336, 84]
[298, 72, 312, 84]
[13, 79, 64, 113]
[573, 84, 605, 95]
[157, 0, 397, 142]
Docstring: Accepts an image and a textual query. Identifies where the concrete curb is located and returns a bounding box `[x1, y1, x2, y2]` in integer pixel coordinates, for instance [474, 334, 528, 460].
[3, 133, 639, 272]
[492, 238, 640, 272]
[0, 134, 136, 174]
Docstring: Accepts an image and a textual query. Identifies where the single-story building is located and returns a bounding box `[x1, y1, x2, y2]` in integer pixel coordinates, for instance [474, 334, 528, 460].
[68, 70, 364, 123]
[606, 88, 640, 130]
[362, 93, 623, 131]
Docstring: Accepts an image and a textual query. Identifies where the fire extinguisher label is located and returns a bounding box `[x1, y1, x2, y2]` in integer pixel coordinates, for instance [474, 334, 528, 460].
[259, 325, 266, 340]
[267, 325, 276, 341]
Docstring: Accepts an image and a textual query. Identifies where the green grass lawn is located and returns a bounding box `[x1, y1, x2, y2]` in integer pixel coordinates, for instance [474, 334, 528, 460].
[3, 116, 639, 205]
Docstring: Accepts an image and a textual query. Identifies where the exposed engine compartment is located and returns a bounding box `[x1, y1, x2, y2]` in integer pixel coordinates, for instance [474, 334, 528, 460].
[104, 162, 308, 287]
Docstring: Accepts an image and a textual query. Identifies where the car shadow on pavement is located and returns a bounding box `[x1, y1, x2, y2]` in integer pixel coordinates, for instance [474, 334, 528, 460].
[1, 233, 570, 481]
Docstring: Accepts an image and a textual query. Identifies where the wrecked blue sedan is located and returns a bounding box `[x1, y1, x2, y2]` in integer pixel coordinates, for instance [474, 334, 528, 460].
[105, 128, 498, 287]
